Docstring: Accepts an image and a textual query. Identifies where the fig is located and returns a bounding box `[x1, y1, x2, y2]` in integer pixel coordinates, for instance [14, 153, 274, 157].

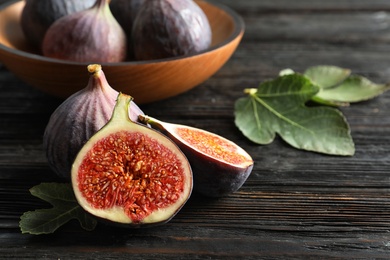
[21, 0, 96, 50]
[109, 0, 145, 59]
[42, 0, 127, 63]
[71, 93, 193, 226]
[139, 115, 254, 197]
[109, 0, 145, 33]
[132, 0, 212, 61]
[43, 64, 144, 180]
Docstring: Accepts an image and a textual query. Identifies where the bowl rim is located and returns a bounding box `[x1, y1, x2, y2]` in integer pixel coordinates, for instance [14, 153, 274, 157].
[0, 0, 245, 66]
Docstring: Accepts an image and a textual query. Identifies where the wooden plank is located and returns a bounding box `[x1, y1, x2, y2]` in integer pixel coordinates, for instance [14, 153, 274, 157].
[0, 0, 389, 258]
[217, 0, 390, 12]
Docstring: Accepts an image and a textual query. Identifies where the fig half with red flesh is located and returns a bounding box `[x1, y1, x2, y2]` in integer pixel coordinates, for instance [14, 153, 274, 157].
[72, 93, 193, 226]
[139, 115, 254, 197]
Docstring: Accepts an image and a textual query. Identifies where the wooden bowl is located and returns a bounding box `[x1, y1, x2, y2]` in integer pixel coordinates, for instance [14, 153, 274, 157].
[0, 0, 244, 104]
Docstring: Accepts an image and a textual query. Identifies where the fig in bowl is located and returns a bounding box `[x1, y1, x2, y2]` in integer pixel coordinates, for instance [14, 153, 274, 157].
[0, 0, 245, 104]
[21, 0, 96, 50]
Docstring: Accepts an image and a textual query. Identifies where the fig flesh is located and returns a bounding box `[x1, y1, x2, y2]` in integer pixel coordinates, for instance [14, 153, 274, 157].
[21, 0, 96, 50]
[132, 0, 212, 60]
[43, 64, 144, 180]
[42, 0, 127, 62]
[72, 93, 193, 226]
[139, 115, 254, 197]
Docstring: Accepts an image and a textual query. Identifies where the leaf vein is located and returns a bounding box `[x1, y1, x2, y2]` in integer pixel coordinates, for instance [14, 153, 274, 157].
[253, 95, 315, 134]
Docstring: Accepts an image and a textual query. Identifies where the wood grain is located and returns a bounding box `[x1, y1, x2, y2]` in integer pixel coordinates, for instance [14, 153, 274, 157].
[1, 0, 390, 259]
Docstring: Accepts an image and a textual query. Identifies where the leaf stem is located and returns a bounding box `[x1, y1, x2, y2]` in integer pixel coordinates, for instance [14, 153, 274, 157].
[244, 88, 257, 95]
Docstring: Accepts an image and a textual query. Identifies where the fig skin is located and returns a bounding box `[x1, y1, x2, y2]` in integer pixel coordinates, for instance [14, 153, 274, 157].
[132, 0, 212, 61]
[110, 0, 145, 32]
[42, 0, 127, 63]
[71, 93, 193, 226]
[43, 64, 144, 180]
[187, 152, 253, 198]
[110, 0, 145, 59]
[21, 0, 96, 51]
[139, 115, 254, 197]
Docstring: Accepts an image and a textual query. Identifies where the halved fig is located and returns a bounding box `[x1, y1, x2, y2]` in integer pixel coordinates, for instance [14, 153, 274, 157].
[139, 115, 254, 197]
[71, 93, 193, 226]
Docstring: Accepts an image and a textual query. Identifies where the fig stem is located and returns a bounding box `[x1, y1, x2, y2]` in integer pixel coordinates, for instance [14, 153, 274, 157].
[112, 93, 134, 123]
[244, 88, 258, 95]
[138, 114, 159, 125]
[138, 114, 150, 124]
[87, 64, 102, 74]
[138, 115, 165, 132]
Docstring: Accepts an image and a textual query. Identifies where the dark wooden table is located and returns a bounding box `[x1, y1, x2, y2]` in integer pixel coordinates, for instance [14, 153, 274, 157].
[1, 0, 390, 259]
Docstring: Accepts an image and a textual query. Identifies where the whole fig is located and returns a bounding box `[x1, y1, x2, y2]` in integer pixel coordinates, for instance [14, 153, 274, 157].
[72, 93, 192, 226]
[42, 0, 127, 63]
[43, 64, 144, 180]
[132, 0, 212, 61]
[21, 0, 95, 50]
[110, 0, 145, 59]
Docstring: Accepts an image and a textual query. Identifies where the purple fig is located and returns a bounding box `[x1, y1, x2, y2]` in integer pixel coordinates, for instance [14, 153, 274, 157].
[21, 0, 96, 50]
[132, 0, 212, 61]
[71, 93, 193, 226]
[42, 0, 127, 63]
[139, 115, 254, 197]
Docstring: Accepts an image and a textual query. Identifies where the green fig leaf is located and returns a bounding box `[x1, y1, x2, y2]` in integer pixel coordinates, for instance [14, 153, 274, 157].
[20, 183, 97, 235]
[234, 74, 355, 156]
[313, 74, 390, 104]
[304, 65, 351, 89]
[304, 65, 390, 106]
